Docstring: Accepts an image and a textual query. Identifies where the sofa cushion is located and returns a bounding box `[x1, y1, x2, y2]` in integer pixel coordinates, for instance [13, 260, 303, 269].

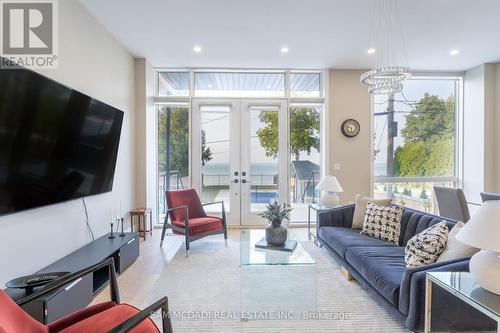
[345, 246, 406, 306]
[352, 195, 392, 229]
[405, 221, 449, 267]
[361, 203, 403, 244]
[437, 222, 479, 262]
[318, 227, 397, 258]
[399, 209, 456, 246]
[172, 216, 223, 235]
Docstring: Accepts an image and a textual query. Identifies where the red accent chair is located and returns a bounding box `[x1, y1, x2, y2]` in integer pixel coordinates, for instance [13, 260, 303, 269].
[160, 188, 228, 256]
[0, 258, 173, 333]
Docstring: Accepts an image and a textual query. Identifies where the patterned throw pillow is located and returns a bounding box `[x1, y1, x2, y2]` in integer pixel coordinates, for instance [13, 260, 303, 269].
[405, 221, 449, 267]
[351, 195, 392, 229]
[361, 203, 403, 244]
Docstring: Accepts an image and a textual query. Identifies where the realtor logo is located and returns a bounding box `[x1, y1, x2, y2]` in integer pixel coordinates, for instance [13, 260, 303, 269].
[1, 0, 58, 69]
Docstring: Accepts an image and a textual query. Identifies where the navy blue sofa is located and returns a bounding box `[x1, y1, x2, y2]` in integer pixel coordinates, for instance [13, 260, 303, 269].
[317, 204, 496, 332]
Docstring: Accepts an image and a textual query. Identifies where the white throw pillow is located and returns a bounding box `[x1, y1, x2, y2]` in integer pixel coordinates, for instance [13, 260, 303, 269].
[437, 221, 480, 262]
[405, 221, 449, 267]
[352, 195, 392, 229]
[361, 203, 403, 244]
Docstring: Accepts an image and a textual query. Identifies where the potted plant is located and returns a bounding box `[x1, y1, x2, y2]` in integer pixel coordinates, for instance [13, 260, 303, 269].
[259, 201, 293, 246]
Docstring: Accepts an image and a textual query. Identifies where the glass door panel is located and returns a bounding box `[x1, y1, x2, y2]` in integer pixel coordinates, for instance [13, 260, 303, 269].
[241, 100, 288, 225]
[192, 100, 240, 225]
[200, 106, 231, 207]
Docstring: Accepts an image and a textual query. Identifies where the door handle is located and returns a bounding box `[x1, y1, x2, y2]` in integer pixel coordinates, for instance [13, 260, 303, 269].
[241, 179, 250, 184]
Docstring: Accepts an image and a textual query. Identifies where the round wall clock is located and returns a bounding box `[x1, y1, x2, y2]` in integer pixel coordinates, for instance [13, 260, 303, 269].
[341, 119, 360, 137]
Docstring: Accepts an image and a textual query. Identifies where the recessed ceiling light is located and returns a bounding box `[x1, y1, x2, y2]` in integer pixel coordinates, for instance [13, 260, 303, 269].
[367, 48, 376, 54]
[450, 49, 460, 56]
[193, 45, 202, 53]
[280, 47, 289, 54]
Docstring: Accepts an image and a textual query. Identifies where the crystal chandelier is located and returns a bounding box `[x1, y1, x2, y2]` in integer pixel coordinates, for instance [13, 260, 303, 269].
[360, 0, 411, 95]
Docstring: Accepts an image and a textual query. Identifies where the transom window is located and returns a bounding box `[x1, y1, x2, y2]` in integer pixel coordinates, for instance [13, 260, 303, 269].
[156, 70, 323, 99]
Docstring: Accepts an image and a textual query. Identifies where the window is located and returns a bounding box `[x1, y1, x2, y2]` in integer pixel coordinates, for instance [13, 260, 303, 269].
[289, 105, 322, 222]
[290, 72, 322, 98]
[194, 72, 285, 97]
[157, 105, 190, 221]
[155, 69, 325, 224]
[158, 72, 189, 97]
[373, 76, 461, 213]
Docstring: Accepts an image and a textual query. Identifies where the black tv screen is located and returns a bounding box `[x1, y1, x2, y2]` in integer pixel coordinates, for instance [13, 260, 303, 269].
[0, 64, 124, 216]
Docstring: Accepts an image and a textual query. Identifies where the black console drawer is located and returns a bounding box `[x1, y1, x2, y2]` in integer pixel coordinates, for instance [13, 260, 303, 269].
[21, 273, 93, 324]
[46, 272, 93, 323]
[118, 235, 139, 273]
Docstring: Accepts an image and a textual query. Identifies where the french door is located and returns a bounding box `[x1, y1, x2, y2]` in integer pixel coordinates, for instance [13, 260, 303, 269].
[192, 99, 288, 226]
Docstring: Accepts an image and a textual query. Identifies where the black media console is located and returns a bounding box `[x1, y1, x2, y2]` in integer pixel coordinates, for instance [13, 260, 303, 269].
[4, 232, 139, 324]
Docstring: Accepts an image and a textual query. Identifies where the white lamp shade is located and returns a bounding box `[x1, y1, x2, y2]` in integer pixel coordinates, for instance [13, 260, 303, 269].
[315, 175, 343, 193]
[456, 201, 500, 252]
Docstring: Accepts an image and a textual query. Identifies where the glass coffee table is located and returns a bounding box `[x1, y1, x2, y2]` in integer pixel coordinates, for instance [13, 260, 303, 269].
[425, 272, 500, 333]
[240, 230, 317, 320]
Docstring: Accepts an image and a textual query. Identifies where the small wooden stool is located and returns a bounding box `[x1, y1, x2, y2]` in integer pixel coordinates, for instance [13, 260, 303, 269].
[130, 208, 153, 240]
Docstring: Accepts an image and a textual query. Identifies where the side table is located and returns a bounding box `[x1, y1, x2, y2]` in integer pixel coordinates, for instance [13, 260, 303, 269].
[425, 271, 499, 332]
[308, 204, 333, 245]
[130, 208, 153, 240]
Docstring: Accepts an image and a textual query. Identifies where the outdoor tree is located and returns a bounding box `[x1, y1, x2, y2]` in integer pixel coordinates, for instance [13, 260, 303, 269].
[394, 94, 455, 177]
[401, 94, 455, 143]
[201, 130, 213, 166]
[158, 107, 189, 177]
[257, 107, 320, 160]
[158, 107, 212, 178]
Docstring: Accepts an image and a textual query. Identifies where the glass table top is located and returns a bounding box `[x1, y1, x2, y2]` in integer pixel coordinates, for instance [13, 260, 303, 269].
[240, 230, 316, 266]
[428, 272, 500, 319]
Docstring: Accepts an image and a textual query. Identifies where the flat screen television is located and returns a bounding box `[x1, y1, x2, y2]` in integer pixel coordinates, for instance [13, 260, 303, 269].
[0, 63, 124, 216]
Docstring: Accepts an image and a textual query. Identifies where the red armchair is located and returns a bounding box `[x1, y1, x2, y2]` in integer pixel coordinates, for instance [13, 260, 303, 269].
[0, 258, 173, 333]
[160, 188, 228, 256]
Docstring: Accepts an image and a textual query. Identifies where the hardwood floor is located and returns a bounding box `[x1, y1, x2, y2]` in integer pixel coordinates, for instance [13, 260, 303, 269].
[92, 227, 309, 307]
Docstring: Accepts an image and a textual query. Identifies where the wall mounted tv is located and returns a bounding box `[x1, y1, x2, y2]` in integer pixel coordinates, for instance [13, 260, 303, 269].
[0, 63, 124, 216]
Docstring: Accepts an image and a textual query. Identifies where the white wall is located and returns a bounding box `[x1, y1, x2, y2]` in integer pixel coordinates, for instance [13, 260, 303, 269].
[463, 65, 486, 204]
[328, 69, 372, 203]
[462, 63, 498, 204]
[496, 63, 500, 191]
[0, 0, 135, 285]
[134, 59, 157, 221]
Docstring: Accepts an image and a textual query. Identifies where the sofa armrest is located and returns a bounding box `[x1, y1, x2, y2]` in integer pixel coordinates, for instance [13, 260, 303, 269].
[403, 259, 495, 332]
[317, 204, 355, 229]
[399, 257, 469, 316]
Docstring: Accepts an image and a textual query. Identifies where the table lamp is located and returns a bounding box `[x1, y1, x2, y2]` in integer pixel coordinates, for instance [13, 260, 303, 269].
[315, 175, 343, 208]
[456, 201, 500, 295]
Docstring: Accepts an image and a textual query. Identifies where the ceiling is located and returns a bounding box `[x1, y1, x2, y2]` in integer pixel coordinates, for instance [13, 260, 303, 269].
[79, 0, 500, 71]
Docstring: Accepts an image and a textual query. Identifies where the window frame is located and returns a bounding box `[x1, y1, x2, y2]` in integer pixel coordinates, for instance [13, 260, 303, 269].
[288, 103, 324, 213]
[153, 68, 327, 225]
[371, 73, 464, 206]
[155, 102, 191, 223]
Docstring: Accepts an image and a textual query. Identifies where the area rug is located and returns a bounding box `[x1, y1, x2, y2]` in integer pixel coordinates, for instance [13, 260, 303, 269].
[143, 238, 408, 333]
